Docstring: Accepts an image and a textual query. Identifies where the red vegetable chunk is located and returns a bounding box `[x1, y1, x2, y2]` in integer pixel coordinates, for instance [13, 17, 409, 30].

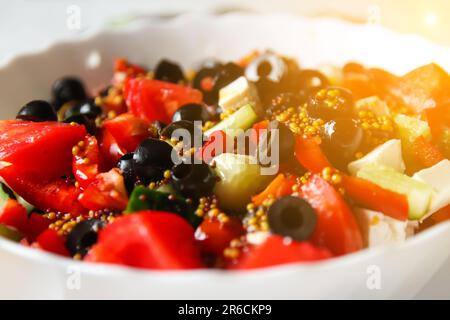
[124, 78, 203, 124]
[85, 211, 204, 270]
[232, 235, 332, 270]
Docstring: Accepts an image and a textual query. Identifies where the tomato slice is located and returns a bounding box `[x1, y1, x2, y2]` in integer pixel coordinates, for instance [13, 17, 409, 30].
[195, 216, 244, 256]
[252, 173, 297, 206]
[341, 175, 408, 221]
[35, 229, 70, 257]
[124, 78, 203, 123]
[0, 121, 86, 179]
[85, 211, 204, 270]
[102, 113, 151, 153]
[232, 235, 332, 270]
[0, 199, 50, 241]
[97, 126, 126, 169]
[78, 168, 128, 211]
[300, 175, 363, 256]
[73, 135, 102, 189]
[294, 136, 330, 173]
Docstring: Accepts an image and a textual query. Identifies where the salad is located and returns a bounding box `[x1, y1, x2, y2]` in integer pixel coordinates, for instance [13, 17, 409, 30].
[0, 51, 449, 270]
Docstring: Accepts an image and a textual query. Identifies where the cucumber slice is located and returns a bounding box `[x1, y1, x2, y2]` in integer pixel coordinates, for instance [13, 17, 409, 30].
[356, 164, 434, 220]
[0, 224, 23, 242]
[213, 153, 272, 213]
[394, 114, 431, 143]
[125, 186, 201, 227]
[204, 104, 258, 139]
[0, 181, 34, 213]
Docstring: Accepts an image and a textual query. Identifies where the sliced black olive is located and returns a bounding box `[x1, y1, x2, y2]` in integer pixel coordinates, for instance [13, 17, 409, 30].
[170, 161, 216, 198]
[16, 100, 57, 122]
[245, 52, 287, 83]
[265, 92, 304, 117]
[149, 120, 167, 137]
[133, 138, 177, 184]
[160, 120, 203, 148]
[172, 103, 211, 124]
[51, 77, 87, 111]
[0, 182, 16, 200]
[66, 219, 105, 256]
[214, 62, 244, 90]
[268, 196, 317, 241]
[117, 153, 137, 195]
[154, 59, 185, 84]
[64, 99, 102, 119]
[321, 118, 364, 170]
[192, 63, 223, 105]
[296, 69, 329, 95]
[63, 114, 96, 135]
[306, 86, 354, 121]
[258, 121, 295, 164]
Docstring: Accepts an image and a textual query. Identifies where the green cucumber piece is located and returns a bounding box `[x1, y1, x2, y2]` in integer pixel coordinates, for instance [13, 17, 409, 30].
[213, 153, 272, 213]
[204, 104, 258, 139]
[0, 181, 34, 213]
[0, 224, 23, 242]
[356, 164, 434, 220]
[125, 186, 201, 227]
[394, 114, 431, 143]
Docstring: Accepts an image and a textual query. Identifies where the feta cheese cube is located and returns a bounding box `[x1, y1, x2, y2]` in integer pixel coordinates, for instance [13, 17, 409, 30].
[218, 76, 261, 114]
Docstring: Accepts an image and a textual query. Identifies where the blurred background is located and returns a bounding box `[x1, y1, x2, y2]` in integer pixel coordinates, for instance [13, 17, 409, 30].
[1, 0, 450, 64]
[1, 0, 449, 299]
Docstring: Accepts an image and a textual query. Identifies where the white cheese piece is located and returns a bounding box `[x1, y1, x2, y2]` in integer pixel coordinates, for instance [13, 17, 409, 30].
[218, 76, 261, 114]
[354, 208, 415, 248]
[348, 139, 405, 175]
[413, 159, 450, 221]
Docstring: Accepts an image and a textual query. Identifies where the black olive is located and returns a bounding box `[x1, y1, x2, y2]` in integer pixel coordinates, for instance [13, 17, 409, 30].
[65, 99, 102, 119]
[306, 86, 354, 121]
[51, 77, 87, 111]
[0, 183, 16, 200]
[133, 138, 177, 184]
[160, 120, 203, 148]
[268, 196, 317, 241]
[66, 219, 105, 256]
[296, 69, 329, 95]
[258, 121, 295, 164]
[170, 161, 216, 198]
[172, 103, 211, 124]
[63, 114, 96, 135]
[214, 62, 244, 90]
[16, 100, 57, 122]
[154, 59, 185, 84]
[245, 52, 287, 83]
[192, 64, 223, 105]
[117, 153, 137, 195]
[321, 118, 364, 170]
[265, 92, 304, 118]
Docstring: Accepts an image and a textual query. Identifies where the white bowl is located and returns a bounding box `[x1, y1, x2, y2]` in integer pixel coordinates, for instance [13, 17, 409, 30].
[1, 13, 450, 299]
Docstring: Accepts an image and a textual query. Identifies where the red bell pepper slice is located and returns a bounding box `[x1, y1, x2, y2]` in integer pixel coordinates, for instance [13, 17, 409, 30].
[97, 126, 127, 169]
[294, 136, 331, 173]
[411, 135, 445, 168]
[85, 211, 204, 270]
[196, 130, 230, 164]
[300, 175, 363, 256]
[341, 175, 409, 221]
[232, 235, 332, 270]
[251, 173, 297, 206]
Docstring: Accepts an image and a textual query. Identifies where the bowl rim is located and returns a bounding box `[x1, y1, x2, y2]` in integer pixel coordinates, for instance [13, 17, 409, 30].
[1, 12, 450, 278]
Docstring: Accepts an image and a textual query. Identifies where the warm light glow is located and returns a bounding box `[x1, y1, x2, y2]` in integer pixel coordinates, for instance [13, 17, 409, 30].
[424, 12, 438, 28]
